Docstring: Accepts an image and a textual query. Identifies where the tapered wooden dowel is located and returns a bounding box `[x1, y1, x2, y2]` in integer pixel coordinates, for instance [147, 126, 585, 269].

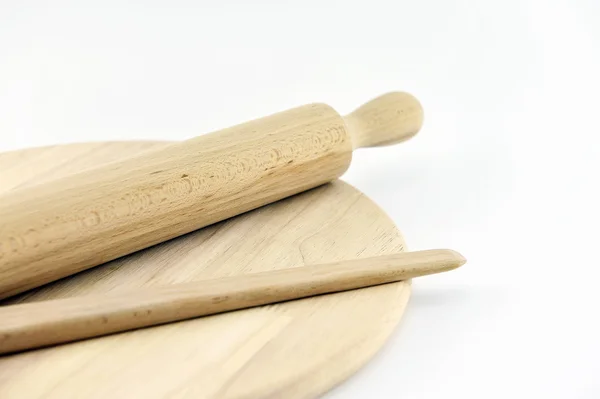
[0, 249, 464, 355]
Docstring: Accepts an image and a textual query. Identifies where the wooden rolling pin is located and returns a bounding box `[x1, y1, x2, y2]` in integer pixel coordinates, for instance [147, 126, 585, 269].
[0, 249, 464, 355]
[0, 92, 423, 299]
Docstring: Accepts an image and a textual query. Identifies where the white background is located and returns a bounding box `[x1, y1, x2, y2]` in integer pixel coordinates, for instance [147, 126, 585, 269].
[1, 1, 599, 398]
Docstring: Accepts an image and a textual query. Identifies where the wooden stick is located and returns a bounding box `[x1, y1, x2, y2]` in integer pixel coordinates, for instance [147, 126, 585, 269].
[0, 249, 464, 355]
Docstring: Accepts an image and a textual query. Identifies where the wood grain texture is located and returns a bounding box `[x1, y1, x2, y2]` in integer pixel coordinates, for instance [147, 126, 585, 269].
[0, 250, 465, 355]
[0, 92, 423, 299]
[0, 141, 412, 399]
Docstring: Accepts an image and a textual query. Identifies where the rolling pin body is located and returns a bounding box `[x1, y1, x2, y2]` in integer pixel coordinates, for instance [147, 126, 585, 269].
[0, 92, 423, 299]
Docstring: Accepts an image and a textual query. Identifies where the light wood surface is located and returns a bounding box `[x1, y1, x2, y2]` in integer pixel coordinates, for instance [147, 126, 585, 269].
[0, 141, 413, 399]
[0, 92, 423, 299]
[0, 250, 465, 355]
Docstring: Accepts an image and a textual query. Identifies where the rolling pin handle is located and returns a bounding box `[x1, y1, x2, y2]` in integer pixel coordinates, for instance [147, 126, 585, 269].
[344, 92, 424, 149]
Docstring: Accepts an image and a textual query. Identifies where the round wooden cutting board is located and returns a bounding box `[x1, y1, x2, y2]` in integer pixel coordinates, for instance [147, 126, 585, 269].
[0, 141, 410, 399]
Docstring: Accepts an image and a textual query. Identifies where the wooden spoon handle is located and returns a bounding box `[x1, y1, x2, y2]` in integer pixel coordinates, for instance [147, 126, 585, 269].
[0, 249, 465, 355]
